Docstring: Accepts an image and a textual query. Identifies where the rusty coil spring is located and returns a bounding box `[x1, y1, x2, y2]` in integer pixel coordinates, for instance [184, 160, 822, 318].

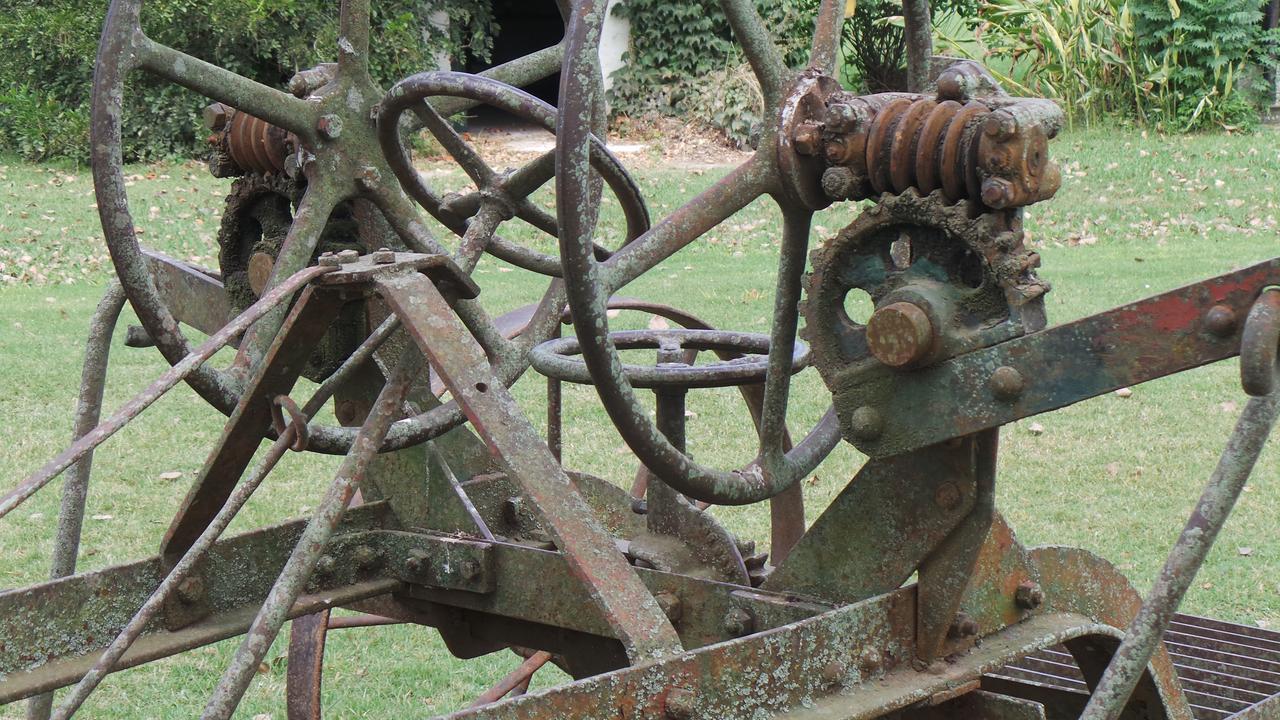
[865, 97, 990, 203]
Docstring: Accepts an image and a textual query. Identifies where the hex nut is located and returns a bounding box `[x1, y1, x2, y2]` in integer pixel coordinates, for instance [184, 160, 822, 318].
[371, 247, 396, 264]
[336, 249, 361, 264]
[203, 103, 229, 131]
[317, 114, 343, 139]
[723, 607, 755, 637]
[1015, 580, 1045, 610]
[655, 592, 683, 622]
[793, 122, 822, 155]
[318, 251, 341, 267]
[821, 166, 858, 200]
[352, 544, 381, 572]
[664, 688, 696, 719]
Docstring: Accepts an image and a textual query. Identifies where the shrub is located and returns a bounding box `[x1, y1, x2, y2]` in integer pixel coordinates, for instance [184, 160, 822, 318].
[970, 0, 1146, 127]
[0, 0, 496, 162]
[1131, 0, 1279, 131]
[839, 0, 978, 92]
[607, 0, 814, 147]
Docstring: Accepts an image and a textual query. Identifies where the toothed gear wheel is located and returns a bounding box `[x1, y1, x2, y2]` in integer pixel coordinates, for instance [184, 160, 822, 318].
[215, 173, 369, 382]
[801, 189, 1049, 387]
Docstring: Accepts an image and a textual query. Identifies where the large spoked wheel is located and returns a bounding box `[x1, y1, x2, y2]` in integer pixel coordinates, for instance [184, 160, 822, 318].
[91, 0, 639, 456]
[550, 0, 855, 506]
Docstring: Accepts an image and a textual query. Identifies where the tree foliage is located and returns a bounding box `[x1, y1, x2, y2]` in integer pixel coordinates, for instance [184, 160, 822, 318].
[0, 0, 496, 162]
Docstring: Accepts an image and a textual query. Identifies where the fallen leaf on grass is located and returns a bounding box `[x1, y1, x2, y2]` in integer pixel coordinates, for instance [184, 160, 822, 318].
[1114, 387, 1133, 398]
[158, 470, 183, 481]
[1238, 547, 1253, 556]
[91, 514, 113, 521]
[1028, 422, 1045, 436]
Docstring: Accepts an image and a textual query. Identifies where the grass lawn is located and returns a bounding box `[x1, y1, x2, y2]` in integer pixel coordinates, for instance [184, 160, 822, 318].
[0, 125, 1278, 718]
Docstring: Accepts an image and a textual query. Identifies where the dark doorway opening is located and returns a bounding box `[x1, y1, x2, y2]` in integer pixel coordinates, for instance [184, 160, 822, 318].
[466, 0, 564, 108]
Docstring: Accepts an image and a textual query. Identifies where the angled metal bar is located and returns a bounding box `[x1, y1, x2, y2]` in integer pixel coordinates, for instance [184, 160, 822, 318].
[1081, 392, 1280, 719]
[0, 265, 330, 523]
[201, 349, 421, 719]
[27, 285, 127, 720]
[162, 285, 346, 559]
[376, 270, 684, 662]
[843, 258, 1280, 458]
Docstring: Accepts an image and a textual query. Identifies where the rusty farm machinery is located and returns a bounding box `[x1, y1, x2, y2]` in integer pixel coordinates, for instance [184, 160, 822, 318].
[2, 0, 1280, 718]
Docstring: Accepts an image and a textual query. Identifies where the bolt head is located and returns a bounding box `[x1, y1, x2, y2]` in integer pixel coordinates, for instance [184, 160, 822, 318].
[983, 111, 1018, 142]
[990, 365, 1025, 401]
[459, 559, 481, 581]
[1015, 580, 1045, 610]
[824, 102, 861, 133]
[316, 114, 343, 139]
[203, 103, 229, 131]
[981, 177, 1015, 209]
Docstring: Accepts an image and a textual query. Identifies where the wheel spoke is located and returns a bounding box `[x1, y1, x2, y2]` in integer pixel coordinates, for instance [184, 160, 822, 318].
[414, 102, 498, 188]
[427, 44, 566, 118]
[809, 0, 844, 73]
[135, 36, 318, 139]
[338, 0, 371, 75]
[718, 0, 790, 106]
[600, 156, 770, 294]
[366, 182, 521, 361]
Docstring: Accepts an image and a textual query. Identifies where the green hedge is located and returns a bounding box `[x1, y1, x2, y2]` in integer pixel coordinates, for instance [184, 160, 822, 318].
[0, 0, 496, 162]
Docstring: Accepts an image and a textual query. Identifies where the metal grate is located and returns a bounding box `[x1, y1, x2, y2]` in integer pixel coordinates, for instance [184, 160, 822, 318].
[988, 614, 1280, 718]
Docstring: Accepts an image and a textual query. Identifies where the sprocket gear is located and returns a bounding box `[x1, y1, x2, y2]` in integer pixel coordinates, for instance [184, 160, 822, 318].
[801, 189, 1049, 388]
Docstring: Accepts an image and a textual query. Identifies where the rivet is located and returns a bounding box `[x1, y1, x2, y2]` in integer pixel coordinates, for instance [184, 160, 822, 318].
[314, 554, 336, 576]
[821, 660, 846, 686]
[1204, 304, 1237, 337]
[849, 406, 883, 441]
[948, 612, 980, 638]
[990, 365, 1025, 401]
[934, 481, 962, 511]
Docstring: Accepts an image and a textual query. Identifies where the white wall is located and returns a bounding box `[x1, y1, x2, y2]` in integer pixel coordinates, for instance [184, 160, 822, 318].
[599, 0, 632, 92]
